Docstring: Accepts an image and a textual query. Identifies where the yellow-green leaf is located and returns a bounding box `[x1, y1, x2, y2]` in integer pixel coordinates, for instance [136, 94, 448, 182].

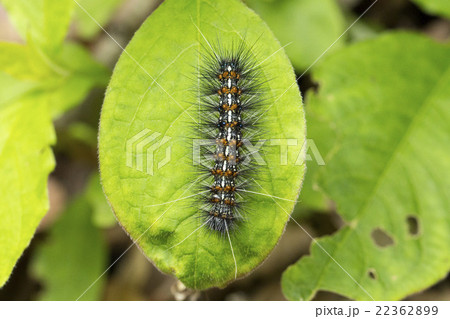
[0, 94, 55, 287]
[282, 32, 450, 301]
[99, 0, 305, 289]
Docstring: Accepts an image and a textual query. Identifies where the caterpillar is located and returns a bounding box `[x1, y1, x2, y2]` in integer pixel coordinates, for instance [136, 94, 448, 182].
[195, 39, 267, 235]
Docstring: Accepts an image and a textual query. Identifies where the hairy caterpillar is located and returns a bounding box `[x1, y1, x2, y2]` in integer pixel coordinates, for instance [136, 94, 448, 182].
[195, 38, 267, 234]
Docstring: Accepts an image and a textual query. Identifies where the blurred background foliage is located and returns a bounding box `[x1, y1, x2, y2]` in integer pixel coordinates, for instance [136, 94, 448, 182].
[0, 0, 449, 300]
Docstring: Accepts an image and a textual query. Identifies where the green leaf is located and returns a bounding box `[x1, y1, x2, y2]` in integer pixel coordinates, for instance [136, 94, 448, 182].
[0, 0, 74, 52]
[294, 168, 326, 214]
[99, 0, 305, 289]
[0, 41, 110, 117]
[245, 0, 346, 70]
[411, 0, 450, 19]
[0, 94, 55, 287]
[282, 32, 450, 300]
[0, 43, 53, 81]
[0, 72, 37, 105]
[43, 43, 111, 116]
[0, 32, 109, 290]
[32, 197, 108, 300]
[295, 120, 330, 212]
[0, 66, 106, 285]
[74, 0, 123, 40]
[0, 0, 110, 287]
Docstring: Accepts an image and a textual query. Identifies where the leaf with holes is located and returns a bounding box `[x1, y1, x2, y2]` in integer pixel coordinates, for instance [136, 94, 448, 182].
[282, 32, 450, 301]
[99, 0, 305, 289]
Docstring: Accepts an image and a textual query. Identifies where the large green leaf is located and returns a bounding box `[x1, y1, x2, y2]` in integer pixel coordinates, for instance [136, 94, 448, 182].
[99, 0, 305, 289]
[0, 94, 55, 287]
[0, 0, 74, 53]
[0, 71, 107, 286]
[0, 0, 109, 286]
[411, 0, 450, 19]
[245, 0, 345, 70]
[282, 32, 450, 300]
[32, 197, 107, 301]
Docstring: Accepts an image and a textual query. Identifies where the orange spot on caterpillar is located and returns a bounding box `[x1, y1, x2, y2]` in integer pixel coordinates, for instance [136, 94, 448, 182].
[216, 138, 228, 146]
[213, 153, 226, 160]
[224, 199, 236, 206]
[225, 121, 239, 128]
[209, 211, 219, 217]
[224, 170, 233, 177]
[222, 103, 239, 111]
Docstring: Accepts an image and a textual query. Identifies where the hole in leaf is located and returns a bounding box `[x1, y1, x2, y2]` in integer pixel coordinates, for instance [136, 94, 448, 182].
[371, 228, 394, 248]
[406, 215, 420, 237]
[368, 268, 377, 280]
[305, 210, 344, 237]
